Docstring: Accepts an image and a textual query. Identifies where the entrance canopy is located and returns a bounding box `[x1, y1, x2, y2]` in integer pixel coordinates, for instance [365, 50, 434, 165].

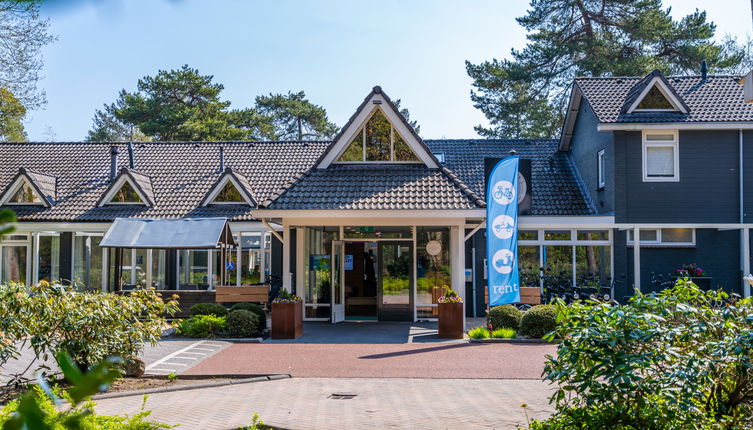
[101, 217, 236, 249]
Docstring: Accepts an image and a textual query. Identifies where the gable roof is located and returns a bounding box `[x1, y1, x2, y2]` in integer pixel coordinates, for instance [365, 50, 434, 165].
[201, 167, 257, 206]
[620, 69, 689, 114]
[97, 168, 156, 207]
[0, 168, 57, 207]
[316, 86, 440, 168]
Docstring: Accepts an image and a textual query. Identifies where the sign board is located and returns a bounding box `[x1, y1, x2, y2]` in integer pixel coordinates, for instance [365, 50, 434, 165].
[426, 240, 442, 256]
[485, 157, 532, 214]
[344, 254, 354, 271]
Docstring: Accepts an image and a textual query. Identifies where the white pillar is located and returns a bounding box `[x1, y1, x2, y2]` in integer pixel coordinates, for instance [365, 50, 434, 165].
[282, 224, 291, 293]
[451, 224, 466, 331]
[743, 227, 751, 298]
[633, 227, 641, 293]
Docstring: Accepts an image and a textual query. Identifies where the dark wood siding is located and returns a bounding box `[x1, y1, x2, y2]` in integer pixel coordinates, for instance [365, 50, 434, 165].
[569, 100, 614, 214]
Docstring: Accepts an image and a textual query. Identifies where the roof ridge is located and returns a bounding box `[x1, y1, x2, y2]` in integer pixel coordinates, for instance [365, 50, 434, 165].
[439, 166, 486, 208]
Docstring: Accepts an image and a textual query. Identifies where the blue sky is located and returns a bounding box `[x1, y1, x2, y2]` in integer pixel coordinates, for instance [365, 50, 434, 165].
[26, 0, 753, 141]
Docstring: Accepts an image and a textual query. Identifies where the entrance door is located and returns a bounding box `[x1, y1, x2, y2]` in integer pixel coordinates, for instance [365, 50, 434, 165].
[377, 242, 413, 321]
[330, 241, 345, 323]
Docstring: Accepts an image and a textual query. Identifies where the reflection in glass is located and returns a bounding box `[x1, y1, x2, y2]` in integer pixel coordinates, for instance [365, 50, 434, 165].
[416, 227, 450, 319]
[179, 250, 209, 290]
[151, 250, 166, 288]
[38, 235, 60, 282]
[1, 246, 27, 284]
[576, 245, 611, 286]
[73, 235, 103, 291]
[518, 246, 540, 288]
[380, 244, 411, 305]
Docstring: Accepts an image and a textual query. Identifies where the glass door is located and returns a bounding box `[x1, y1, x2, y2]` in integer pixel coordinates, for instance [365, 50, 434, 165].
[377, 242, 413, 321]
[331, 241, 345, 323]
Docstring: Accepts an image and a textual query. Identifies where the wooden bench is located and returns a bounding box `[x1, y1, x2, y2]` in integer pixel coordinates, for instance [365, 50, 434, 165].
[485, 286, 541, 307]
[215, 285, 270, 308]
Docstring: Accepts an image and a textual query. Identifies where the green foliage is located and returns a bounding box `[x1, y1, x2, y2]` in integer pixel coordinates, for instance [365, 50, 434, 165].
[0, 209, 15, 245]
[0, 88, 26, 142]
[176, 315, 227, 338]
[166, 372, 177, 383]
[235, 413, 267, 430]
[0, 282, 177, 379]
[488, 305, 522, 330]
[467, 326, 490, 339]
[466, 0, 749, 139]
[86, 92, 149, 142]
[229, 303, 266, 328]
[255, 91, 338, 140]
[189, 302, 228, 318]
[491, 328, 516, 339]
[519, 305, 557, 339]
[537, 279, 753, 429]
[226, 310, 259, 338]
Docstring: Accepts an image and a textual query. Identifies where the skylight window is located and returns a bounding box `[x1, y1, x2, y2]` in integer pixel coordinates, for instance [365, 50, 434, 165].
[635, 85, 677, 111]
[8, 182, 42, 204]
[337, 109, 420, 162]
[109, 181, 143, 204]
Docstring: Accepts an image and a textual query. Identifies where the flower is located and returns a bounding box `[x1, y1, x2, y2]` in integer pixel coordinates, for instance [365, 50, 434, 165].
[438, 295, 463, 303]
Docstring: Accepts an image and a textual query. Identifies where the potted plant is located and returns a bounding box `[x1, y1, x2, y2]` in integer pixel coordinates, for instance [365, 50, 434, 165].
[673, 263, 712, 290]
[271, 290, 303, 339]
[437, 286, 464, 339]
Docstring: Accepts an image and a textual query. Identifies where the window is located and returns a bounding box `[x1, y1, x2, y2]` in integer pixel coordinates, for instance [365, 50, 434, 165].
[37, 234, 60, 282]
[213, 180, 245, 203]
[635, 85, 676, 111]
[337, 109, 419, 162]
[6, 181, 43, 205]
[597, 149, 606, 189]
[628, 228, 694, 246]
[642, 131, 679, 182]
[73, 234, 104, 290]
[0, 234, 29, 284]
[109, 181, 143, 204]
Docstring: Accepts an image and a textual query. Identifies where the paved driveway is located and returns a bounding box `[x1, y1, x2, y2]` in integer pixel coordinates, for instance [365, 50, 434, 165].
[94, 377, 555, 430]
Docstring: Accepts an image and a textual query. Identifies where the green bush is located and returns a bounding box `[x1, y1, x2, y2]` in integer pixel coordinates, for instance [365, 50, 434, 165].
[536, 279, 753, 429]
[488, 305, 522, 330]
[467, 326, 490, 339]
[230, 303, 266, 328]
[519, 304, 557, 339]
[190, 302, 228, 317]
[227, 310, 259, 337]
[491, 328, 516, 339]
[177, 315, 227, 338]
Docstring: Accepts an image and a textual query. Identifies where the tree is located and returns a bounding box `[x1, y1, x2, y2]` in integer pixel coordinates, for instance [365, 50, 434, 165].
[467, 0, 748, 138]
[254, 91, 338, 141]
[393, 99, 420, 134]
[0, 1, 55, 110]
[0, 88, 26, 141]
[86, 91, 148, 142]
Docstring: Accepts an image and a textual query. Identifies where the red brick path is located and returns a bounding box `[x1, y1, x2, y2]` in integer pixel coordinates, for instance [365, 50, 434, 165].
[184, 342, 556, 379]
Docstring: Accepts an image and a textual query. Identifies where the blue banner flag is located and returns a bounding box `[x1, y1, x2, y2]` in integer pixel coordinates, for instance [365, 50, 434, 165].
[487, 156, 520, 306]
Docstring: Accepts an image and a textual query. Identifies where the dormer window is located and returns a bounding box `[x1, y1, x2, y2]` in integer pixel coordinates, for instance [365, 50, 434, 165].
[337, 109, 419, 163]
[624, 71, 688, 114]
[8, 182, 43, 204]
[635, 84, 676, 111]
[0, 169, 55, 207]
[97, 168, 155, 207]
[213, 181, 245, 203]
[201, 168, 256, 206]
[110, 181, 143, 204]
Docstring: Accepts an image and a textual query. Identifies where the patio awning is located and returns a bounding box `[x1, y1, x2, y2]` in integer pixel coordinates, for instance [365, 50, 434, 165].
[100, 217, 236, 249]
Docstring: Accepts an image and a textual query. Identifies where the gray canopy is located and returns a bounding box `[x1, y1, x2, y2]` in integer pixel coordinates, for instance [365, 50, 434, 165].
[100, 217, 236, 249]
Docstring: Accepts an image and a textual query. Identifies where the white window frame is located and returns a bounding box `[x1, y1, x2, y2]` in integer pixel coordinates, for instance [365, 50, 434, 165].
[627, 228, 695, 247]
[642, 130, 679, 182]
[0, 233, 32, 285]
[597, 149, 606, 189]
[0, 177, 46, 206]
[333, 108, 421, 164]
[99, 175, 150, 206]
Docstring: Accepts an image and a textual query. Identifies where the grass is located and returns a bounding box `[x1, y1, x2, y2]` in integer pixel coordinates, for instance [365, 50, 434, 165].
[491, 328, 516, 339]
[467, 326, 490, 339]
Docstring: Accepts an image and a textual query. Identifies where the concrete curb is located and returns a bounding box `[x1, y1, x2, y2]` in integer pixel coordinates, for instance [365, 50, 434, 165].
[468, 338, 550, 344]
[91, 374, 291, 400]
[164, 336, 264, 343]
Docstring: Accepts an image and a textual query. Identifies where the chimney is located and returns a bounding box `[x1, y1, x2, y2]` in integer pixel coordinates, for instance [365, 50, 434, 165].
[219, 146, 225, 172]
[109, 146, 120, 180]
[701, 60, 708, 81]
[127, 141, 136, 169]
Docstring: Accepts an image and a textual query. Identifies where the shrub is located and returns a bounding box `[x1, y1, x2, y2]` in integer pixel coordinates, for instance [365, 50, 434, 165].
[536, 279, 753, 428]
[190, 302, 228, 317]
[177, 314, 227, 338]
[491, 328, 516, 339]
[488, 305, 522, 330]
[467, 326, 490, 339]
[519, 304, 557, 339]
[230, 303, 266, 328]
[227, 310, 259, 337]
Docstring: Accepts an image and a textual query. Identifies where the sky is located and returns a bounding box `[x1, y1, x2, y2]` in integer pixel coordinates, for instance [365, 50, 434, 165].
[24, 0, 753, 141]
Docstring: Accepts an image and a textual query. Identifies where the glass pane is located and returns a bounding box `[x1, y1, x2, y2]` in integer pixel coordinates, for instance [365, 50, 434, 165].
[1, 246, 27, 284]
[518, 230, 538, 241]
[305, 305, 331, 318]
[111, 181, 142, 203]
[645, 133, 676, 141]
[545, 230, 571, 241]
[576, 245, 611, 286]
[417, 227, 450, 318]
[364, 110, 391, 161]
[38, 235, 60, 282]
[343, 226, 411, 239]
[214, 181, 244, 202]
[10, 183, 41, 203]
[646, 146, 675, 177]
[629, 229, 658, 242]
[636, 86, 674, 110]
[151, 249, 166, 288]
[577, 230, 609, 241]
[120, 248, 133, 289]
[393, 130, 418, 161]
[74, 235, 103, 291]
[661, 228, 693, 243]
[135, 249, 147, 287]
[519, 246, 540, 288]
[381, 244, 411, 305]
[303, 227, 337, 307]
[240, 233, 262, 284]
[338, 128, 363, 161]
[333, 242, 342, 305]
[179, 250, 209, 290]
[543, 246, 572, 286]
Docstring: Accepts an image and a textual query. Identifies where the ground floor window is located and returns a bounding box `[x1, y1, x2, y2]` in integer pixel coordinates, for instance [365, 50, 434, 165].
[302, 226, 338, 319]
[36, 233, 60, 282]
[627, 228, 695, 246]
[73, 233, 104, 291]
[179, 249, 209, 290]
[0, 234, 29, 284]
[416, 227, 450, 319]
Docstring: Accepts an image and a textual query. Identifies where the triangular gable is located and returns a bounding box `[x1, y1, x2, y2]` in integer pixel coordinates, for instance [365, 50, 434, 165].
[201, 168, 256, 206]
[98, 168, 155, 207]
[623, 69, 689, 114]
[317, 86, 439, 169]
[0, 168, 56, 207]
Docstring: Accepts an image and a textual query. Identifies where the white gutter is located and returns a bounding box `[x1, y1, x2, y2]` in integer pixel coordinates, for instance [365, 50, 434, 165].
[598, 122, 753, 131]
[260, 218, 283, 243]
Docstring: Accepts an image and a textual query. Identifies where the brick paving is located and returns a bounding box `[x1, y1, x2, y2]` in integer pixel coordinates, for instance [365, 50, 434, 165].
[94, 377, 555, 429]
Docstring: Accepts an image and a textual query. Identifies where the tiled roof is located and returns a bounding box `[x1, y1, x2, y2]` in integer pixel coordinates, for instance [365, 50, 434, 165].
[575, 74, 753, 123]
[263, 164, 483, 210]
[0, 141, 327, 222]
[425, 139, 596, 216]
